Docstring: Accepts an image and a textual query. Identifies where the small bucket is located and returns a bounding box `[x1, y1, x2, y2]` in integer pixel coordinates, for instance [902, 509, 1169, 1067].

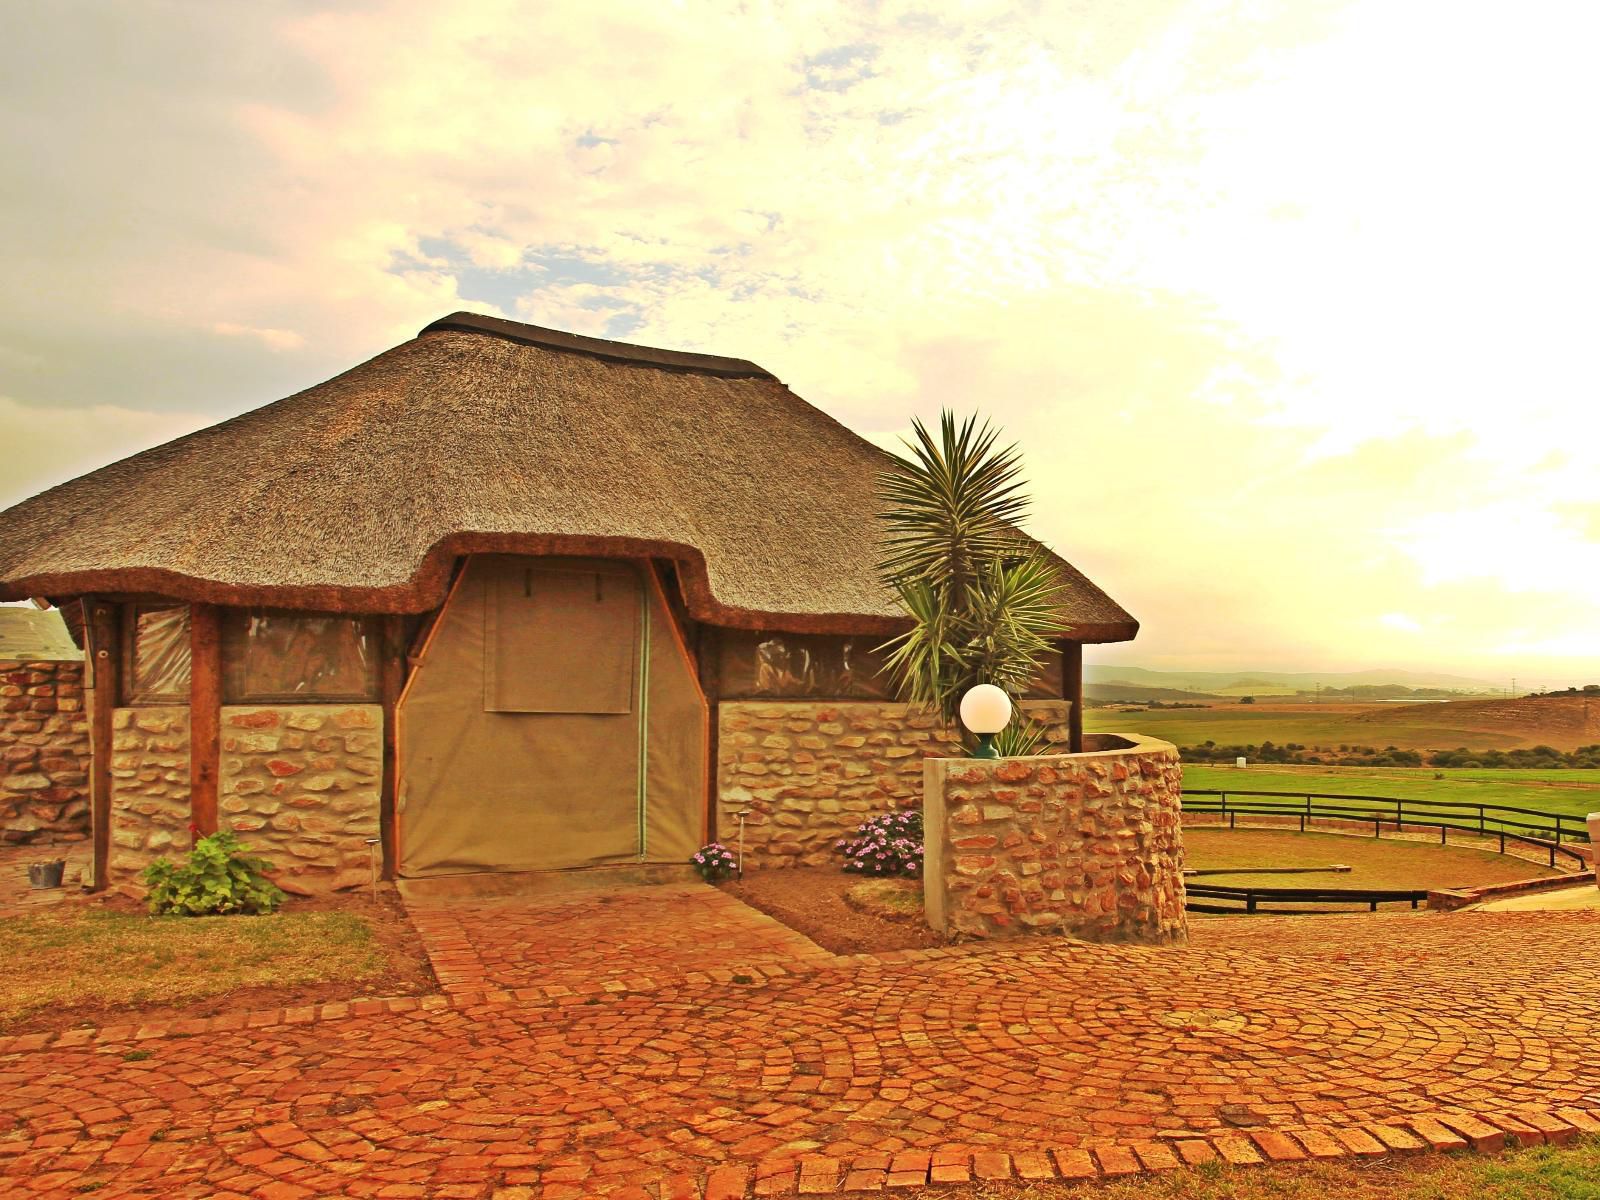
[27, 860, 65, 889]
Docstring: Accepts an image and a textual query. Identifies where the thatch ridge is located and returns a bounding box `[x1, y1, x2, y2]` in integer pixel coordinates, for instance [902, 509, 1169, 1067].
[0, 315, 1138, 642]
[421, 312, 775, 379]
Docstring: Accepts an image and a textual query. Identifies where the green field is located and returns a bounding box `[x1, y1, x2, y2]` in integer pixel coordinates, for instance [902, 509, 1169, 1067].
[1181, 763, 1600, 827]
[1086, 706, 1532, 751]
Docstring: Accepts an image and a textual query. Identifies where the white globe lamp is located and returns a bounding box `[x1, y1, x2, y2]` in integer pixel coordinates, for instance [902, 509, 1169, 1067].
[959, 684, 1013, 759]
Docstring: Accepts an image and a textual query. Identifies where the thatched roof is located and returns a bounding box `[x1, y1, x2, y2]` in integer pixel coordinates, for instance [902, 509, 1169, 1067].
[0, 606, 81, 662]
[0, 313, 1137, 641]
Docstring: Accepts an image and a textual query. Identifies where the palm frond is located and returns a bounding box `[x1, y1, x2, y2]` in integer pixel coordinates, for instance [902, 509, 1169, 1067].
[873, 411, 1070, 738]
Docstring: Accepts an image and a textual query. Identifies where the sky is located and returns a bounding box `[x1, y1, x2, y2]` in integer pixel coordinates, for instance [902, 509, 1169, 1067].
[1, 0, 1597, 687]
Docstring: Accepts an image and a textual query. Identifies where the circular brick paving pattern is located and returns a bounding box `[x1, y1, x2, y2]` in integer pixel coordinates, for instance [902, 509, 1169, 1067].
[0, 903, 1596, 1197]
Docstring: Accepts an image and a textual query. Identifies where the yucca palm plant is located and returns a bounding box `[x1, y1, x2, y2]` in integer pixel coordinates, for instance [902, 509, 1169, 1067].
[876, 412, 1067, 730]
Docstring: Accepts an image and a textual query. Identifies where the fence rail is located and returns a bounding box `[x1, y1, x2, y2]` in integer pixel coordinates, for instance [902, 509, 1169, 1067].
[1185, 883, 1429, 915]
[1181, 788, 1591, 871]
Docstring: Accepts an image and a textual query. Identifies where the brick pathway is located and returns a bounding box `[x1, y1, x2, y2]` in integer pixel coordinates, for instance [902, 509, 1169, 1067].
[0, 883, 1596, 1198]
[403, 884, 837, 998]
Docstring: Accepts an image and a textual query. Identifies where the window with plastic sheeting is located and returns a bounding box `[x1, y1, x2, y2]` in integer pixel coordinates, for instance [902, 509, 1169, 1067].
[122, 605, 192, 704]
[718, 630, 1063, 700]
[221, 611, 379, 703]
[718, 631, 893, 700]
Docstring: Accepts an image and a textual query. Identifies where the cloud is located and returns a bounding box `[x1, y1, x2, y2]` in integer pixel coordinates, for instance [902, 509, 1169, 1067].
[0, 0, 1595, 678]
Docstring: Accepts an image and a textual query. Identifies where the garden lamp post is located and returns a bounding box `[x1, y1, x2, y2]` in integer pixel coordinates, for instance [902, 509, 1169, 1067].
[960, 683, 1012, 759]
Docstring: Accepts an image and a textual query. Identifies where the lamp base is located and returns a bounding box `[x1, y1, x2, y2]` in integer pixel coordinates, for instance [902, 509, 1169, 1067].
[971, 732, 999, 759]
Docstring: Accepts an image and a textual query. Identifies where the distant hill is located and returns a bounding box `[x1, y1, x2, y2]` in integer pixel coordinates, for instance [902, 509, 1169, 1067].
[1086, 682, 1221, 703]
[1352, 693, 1600, 752]
[1085, 664, 1498, 694]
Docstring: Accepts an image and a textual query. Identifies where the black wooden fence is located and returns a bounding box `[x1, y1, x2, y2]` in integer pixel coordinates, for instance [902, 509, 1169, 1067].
[1181, 789, 1591, 871]
[1185, 883, 1429, 915]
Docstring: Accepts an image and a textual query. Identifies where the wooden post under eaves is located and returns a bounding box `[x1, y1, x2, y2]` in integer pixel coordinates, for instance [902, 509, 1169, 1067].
[1063, 641, 1085, 754]
[188, 603, 222, 840]
[83, 598, 119, 892]
[696, 624, 722, 844]
[379, 614, 404, 880]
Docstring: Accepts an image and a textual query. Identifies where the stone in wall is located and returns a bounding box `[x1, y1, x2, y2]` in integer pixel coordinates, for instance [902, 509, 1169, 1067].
[108, 706, 192, 883]
[923, 736, 1186, 945]
[0, 660, 91, 845]
[219, 705, 382, 895]
[718, 700, 1070, 867]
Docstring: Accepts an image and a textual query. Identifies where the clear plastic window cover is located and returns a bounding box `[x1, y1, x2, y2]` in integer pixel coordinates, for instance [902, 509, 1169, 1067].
[728, 632, 892, 699]
[724, 631, 1061, 700]
[133, 606, 192, 697]
[225, 611, 377, 701]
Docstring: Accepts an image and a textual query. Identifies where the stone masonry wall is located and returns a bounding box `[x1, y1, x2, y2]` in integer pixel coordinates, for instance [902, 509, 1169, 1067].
[108, 704, 381, 895]
[924, 735, 1186, 945]
[718, 700, 1070, 866]
[109, 706, 191, 883]
[0, 660, 90, 845]
[219, 705, 381, 895]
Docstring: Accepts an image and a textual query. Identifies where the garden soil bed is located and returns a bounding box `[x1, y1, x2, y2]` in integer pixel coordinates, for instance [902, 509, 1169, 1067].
[2, 885, 437, 1037]
[720, 866, 943, 955]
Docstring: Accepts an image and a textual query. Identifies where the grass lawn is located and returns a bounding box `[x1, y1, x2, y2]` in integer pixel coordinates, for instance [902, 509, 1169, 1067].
[953, 1137, 1600, 1199]
[0, 909, 388, 1031]
[1183, 828, 1558, 891]
[1180, 763, 1600, 827]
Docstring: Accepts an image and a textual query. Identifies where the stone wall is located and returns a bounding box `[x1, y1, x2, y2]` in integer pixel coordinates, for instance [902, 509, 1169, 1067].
[0, 660, 90, 845]
[923, 734, 1186, 945]
[718, 700, 1070, 866]
[108, 707, 191, 882]
[219, 705, 382, 894]
[107, 704, 382, 895]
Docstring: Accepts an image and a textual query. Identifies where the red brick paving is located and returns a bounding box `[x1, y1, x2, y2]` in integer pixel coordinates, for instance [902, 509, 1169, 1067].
[0, 882, 1595, 1197]
[402, 884, 835, 999]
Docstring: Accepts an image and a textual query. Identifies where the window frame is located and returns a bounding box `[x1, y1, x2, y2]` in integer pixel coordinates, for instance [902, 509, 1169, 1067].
[120, 603, 193, 706]
[221, 608, 382, 705]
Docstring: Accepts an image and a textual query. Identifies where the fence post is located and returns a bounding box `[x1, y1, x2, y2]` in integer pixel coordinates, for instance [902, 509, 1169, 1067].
[1499, 829, 1506, 854]
[1440, 824, 1446, 845]
[1246, 892, 1256, 914]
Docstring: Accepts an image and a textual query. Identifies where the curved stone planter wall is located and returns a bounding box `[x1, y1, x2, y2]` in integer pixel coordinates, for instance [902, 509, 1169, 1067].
[923, 734, 1186, 945]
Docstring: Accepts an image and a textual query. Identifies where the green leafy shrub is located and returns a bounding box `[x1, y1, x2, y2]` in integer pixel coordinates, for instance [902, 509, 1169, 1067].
[143, 831, 286, 916]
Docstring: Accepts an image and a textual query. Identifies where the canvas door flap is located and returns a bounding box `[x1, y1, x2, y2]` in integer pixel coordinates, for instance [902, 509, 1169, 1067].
[399, 556, 641, 876]
[643, 574, 707, 864]
[485, 561, 637, 713]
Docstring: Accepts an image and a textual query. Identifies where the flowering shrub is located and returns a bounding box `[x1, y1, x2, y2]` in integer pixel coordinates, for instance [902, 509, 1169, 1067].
[835, 810, 924, 877]
[691, 842, 738, 882]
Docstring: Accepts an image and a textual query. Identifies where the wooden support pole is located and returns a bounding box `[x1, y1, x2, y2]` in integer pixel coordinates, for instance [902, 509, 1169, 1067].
[379, 614, 404, 880]
[83, 598, 119, 892]
[1062, 640, 1084, 754]
[698, 625, 722, 844]
[188, 603, 222, 840]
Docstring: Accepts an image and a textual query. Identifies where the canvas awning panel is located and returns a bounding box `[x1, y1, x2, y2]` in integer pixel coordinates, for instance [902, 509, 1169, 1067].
[397, 554, 705, 877]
